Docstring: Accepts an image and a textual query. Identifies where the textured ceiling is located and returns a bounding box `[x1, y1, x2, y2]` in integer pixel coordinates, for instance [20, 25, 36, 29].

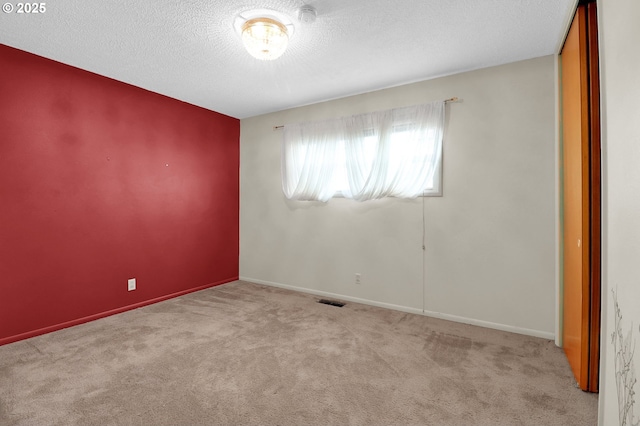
[0, 0, 575, 119]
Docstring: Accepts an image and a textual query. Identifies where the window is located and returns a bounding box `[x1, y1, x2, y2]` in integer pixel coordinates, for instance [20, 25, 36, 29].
[282, 101, 444, 202]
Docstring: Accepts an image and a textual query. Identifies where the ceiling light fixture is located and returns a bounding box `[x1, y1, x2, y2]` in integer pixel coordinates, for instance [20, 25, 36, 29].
[241, 17, 289, 60]
[234, 9, 295, 61]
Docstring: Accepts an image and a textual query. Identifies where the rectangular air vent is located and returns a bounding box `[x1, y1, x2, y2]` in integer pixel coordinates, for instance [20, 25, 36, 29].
[318, 299, 345, 307]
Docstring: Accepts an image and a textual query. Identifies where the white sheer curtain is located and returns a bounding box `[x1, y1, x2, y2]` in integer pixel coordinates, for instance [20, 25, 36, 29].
[282, 100, 444, 202]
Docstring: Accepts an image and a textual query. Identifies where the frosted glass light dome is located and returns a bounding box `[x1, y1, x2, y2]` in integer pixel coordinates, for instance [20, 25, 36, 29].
[241, 17, 289, 60]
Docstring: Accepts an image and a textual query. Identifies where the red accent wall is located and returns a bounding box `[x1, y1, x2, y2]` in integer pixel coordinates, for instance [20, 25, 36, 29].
[0, 44, 240, 345]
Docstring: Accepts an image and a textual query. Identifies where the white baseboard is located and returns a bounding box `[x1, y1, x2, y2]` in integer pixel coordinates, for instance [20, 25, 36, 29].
[419, 308, 554, 340]
[239, 276, 555, 340]
[240, 276, 424, 315]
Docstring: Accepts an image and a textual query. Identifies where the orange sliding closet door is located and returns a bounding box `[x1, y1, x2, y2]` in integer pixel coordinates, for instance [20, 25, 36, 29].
[560, 1, 600, 393]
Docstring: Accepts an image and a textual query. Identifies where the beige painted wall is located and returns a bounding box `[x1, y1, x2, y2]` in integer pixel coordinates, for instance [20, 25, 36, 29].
[240, 56, 557, 338]
[598, 0, 640, 423]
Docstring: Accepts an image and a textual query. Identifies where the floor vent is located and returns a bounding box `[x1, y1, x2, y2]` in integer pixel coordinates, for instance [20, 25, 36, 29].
[318, 299, 345, 307]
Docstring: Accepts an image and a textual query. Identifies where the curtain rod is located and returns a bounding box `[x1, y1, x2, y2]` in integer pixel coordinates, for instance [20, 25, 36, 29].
[272, 97, 459, 130]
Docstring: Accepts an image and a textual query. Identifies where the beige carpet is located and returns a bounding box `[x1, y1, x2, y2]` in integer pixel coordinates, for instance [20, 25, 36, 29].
[0, 280, 597, 425]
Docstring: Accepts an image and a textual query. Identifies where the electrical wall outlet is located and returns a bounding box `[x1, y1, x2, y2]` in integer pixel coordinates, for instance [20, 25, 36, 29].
[355, 273, 361, 285]
[128, 278, 136, 291]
